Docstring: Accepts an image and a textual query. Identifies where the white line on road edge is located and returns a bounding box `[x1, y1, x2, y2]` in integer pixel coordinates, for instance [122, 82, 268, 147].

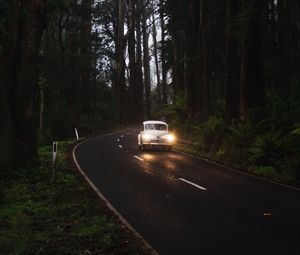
[118, 145, 123, 148]
[73, 140, 159, 255]
[134, 155, 144, 161]
[179, 178, 207, 191]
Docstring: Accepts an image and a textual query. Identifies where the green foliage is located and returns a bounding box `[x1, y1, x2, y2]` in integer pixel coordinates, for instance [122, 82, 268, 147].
[153, 92, 186, 130]
[251, 166, 279, 179]
[211, 120, 252, 166]
[201, 116, 225, 153]
[0, 140, 144, 254]
[39, 0, 117, 141]
[37, 128, 53, 145]
[158, 92, 300, 187]
[291, 123, 300, 136]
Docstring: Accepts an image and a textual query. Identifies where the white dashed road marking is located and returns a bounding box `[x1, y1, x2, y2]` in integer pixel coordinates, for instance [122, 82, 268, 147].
[134, 155, 144, 162]
[118, 145, 123, 149]
[178, 178, 207, 191]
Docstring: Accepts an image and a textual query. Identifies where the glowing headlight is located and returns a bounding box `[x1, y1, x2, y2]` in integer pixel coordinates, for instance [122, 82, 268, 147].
[166, 134, 175, 143]
[142, 134, 152, 140]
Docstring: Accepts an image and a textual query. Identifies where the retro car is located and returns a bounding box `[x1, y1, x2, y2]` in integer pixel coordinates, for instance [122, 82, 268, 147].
[138, 120, 175, 151]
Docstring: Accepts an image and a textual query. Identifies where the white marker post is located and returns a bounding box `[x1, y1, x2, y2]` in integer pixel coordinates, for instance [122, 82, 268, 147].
[75, 128, 79, 140]
[52, 141, 58, 180]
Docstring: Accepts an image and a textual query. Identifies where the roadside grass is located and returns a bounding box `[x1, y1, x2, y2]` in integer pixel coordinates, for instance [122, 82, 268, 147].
[0, 139, 148, 254]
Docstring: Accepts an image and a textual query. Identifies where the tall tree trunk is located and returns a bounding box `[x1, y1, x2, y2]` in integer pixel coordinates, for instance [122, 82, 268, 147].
[151, 11, 162, 104]
[278, 0, 299, 98]
[240, 0, 249, 121]
[171, 35, 184, 101]
[240, 0, 266, 121]
[142, 10, 151, 119]
[0, 0, 47, 168]
[127, 0, 137, 121]
[199, 0, 209, 120]
[135, 0, 144, 120]
[185, 0, 199, 119]
[160, 0, 168, 104]
[224, 0, 241, 122]
[39, 83, 45, 129]
[115, 0, 126, 122]
[80, 0, 93, 117]
[66, 14, 80, 125]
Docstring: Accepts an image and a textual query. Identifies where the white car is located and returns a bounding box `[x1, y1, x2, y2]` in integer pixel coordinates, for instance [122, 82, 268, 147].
[138, 120, 175, 151]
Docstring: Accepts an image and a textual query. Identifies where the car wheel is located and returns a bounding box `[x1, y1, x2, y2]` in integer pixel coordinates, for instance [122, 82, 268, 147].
[140, 140, 144, 151]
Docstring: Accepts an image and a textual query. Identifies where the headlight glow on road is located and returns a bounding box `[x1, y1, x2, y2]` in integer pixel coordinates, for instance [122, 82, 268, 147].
[143, 153, 154, 160]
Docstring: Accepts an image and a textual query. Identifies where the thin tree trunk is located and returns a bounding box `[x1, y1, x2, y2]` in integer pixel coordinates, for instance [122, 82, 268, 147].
[240, 0, 266, 121]
[135, 0, 144, 120]
[171, 34, 184, 101]
[200, 0, 209, 120]
[160, 0, 168, 104]
[185, 0, 198, 119]
[127, 0, 136, 121]
[39, 86, 44, 129]
[142, 10, 151, 119]
[115, 0, 126, 122]
[224, 0, 241, 122]
[79, 0, 92, 116]
[151, 11, 162, 104]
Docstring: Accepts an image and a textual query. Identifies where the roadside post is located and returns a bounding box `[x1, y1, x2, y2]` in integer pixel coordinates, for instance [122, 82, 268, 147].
[75, 128, 79, 140]
[52, 141, 58, 180]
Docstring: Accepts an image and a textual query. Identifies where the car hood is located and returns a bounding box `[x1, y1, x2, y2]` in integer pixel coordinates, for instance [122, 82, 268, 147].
[141, 130, 168, 137]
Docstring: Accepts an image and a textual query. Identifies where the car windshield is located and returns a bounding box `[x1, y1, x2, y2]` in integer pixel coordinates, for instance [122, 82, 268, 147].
[145, 124, 167, 131]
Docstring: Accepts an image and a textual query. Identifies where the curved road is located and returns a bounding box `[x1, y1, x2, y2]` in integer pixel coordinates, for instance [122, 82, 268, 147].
[74, 128, 299, 255]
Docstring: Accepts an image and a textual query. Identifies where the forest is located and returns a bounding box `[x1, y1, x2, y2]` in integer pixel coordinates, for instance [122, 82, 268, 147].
[0, 0, 299, 186]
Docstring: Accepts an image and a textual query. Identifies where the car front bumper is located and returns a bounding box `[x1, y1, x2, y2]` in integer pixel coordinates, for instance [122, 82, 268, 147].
[143, 139, 172, 146]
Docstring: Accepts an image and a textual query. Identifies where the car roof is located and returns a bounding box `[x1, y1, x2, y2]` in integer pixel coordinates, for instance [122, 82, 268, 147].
[143, 120, 168, 125]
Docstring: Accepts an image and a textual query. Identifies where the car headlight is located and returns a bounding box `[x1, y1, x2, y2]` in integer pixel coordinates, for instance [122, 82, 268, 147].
[142, 134, 152, 141]
[165, 134, 175, 143]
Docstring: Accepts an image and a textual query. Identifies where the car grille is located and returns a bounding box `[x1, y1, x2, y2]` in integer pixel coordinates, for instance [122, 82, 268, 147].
[149, 138, 165, 144]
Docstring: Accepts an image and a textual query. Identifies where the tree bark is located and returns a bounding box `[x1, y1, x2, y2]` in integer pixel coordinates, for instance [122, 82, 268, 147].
[160, 0, 168, 104]
[185, 0, 200, 120]
[142, 9, 151, 119]
[224, 0, 241, 122]
[127, 0, 137, 121]
[115, 0, 126, 122]
[135, 0, 144, 120]
[240, 0, 266, 121]
[0, 0, 47, 168]
[151, 11, 162, 104]
[79, 0, 93, 117]
[199, 0, 209, 121]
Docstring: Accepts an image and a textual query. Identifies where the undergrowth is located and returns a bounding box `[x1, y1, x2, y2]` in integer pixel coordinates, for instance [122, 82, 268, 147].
[0, 140, 146, 254]
[154, 93, 300, 187]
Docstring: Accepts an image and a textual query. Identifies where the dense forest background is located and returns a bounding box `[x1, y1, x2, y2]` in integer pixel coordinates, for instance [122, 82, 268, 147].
[0, 0, 299, 185]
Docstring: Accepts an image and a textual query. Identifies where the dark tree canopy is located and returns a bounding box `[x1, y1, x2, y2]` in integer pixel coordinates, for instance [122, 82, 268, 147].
[0, 0, 299, 185]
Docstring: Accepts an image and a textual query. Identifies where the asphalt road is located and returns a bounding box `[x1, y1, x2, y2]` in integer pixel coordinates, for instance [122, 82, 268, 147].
[74, 128, 300, 255]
